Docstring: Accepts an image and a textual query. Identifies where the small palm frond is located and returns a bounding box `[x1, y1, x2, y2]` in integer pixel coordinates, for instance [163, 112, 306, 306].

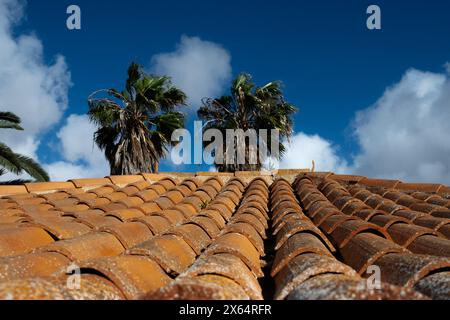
[198, 72, 298, 172]
[0, 142, 22, 175]
[88, 62, 187, 175]
[126, 62, 141, 98]
[93, 126, 120, 159]
[0, 143, 49, 182]
[150, 112, 185, 140]
[0, 111, 23, 130]
[0, 179, 32, 185]
[158, 86, 187, 111]
[14, 154, 49, 182]
[88, 100, 122, 127]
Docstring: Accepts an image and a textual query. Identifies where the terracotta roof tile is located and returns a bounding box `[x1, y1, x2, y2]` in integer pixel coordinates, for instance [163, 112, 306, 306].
[0, 278, 72, 300]
[271, 233, 333, 277]
[374, 253, 450, 287]
[106, 175, 145, 186]
[166, 223, 211, 255]
[438, 225, 450, 239]
[395, 182, 444, 193]
[24, 181, 76, 193]
[0, 185, 28, 196]
[196, 210, 226, 229]
[105, 208, 144, 221]
[358, 178, 402, 188]
[386, 223, 438, 247]
[79, 255, 171, 299]
[181, 253, 263, 300]
[222, 223, 264, 255]
[65, 210, 121, 229]
[407, 235, 450, 257]
[0, 227, 55, 257]
[339, 233, 408, 274]
[99, 222, 152, 249]
[189, 216, 221, 238]
[130, 215, 171, 235]
[144, 274, 249, 300]
[204, 233, 263, 277]
[413, 271, 450, 300]
[37, 232, 125, 262]
[62, 274, 125, 300]
[21, 217, 92, 240]
[68, 178, 111, 188]
[274, 253, 358, 300]
[129, 234, 196, 275]
[139, 173, 169, 182]
[196, 171, 234, 177]
[0, 252, 70, 282]
[1, 170, 450, 299]
[286, 273, 428, 300]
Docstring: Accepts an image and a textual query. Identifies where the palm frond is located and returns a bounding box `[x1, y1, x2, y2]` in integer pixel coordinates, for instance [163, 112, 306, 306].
[0, 143, 49, 182]
[125, 62, 141, 98]
[150, 112, 185, 147]
[198, 72, 298, 172]
[15, 154, 49, 182]
[88, 100, 122, 127]
[0, 142, 22, 175]
[88, 62, 187, 175]
[0, 179, 32, 185]
[0, 111, 23, 130]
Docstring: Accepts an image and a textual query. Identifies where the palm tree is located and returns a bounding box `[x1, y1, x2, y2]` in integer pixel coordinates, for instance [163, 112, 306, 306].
[88, 62, 187, 175]
[198, 73, 297, 172]
[0, 111, 49, 183]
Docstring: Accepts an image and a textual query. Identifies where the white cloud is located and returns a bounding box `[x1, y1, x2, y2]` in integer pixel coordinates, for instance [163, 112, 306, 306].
[276, 132, 348, 173]
[351, 68, 450, 183]
[150, 35, 232, 108]
[445, 62, 450, 74]
[273, 66, 450, 185]
[0, 0, 70, 157]
[44, 115, 109, 181]
[0, 0, 71, 160]
[44, 162, 102, 182]
[57, 114, 104, 165]
[0, 0, 109, 182]
[2, 0, 449, 186]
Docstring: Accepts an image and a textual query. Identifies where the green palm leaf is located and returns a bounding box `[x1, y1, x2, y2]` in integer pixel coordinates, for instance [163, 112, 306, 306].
[14, 154, 49, 182]
[198, 73, 298, 172]
[0, 111, 24, 130]
[0, 111, 49, 183]
[88, 62, 187, 174]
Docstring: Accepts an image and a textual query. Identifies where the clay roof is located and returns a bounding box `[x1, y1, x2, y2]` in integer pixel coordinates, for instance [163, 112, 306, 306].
[0, 170, 449, 300]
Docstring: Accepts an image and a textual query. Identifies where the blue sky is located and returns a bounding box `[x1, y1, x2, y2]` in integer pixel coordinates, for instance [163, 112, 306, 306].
[2, 0, 450, 182]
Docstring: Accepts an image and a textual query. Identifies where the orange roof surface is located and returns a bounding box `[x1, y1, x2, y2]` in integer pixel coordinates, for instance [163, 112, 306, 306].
[0, 170, 449, 300]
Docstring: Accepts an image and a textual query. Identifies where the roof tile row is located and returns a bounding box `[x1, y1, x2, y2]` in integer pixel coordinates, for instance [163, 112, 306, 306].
[0, 171, 449, 299]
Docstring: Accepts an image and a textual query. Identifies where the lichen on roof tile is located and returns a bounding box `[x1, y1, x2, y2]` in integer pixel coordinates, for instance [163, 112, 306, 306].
[0, 170, 449, 300]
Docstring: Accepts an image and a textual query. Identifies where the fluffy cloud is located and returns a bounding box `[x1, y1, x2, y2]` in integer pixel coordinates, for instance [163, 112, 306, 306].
[351, 68, 450, 183]
[280, 67, 450, 184]
[0, 0, 71, 160]
[150, 35, 232, 108]
[0, 0, 109, 182]
[44, 115, 109, 181]
[276, 132, 348, 173]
